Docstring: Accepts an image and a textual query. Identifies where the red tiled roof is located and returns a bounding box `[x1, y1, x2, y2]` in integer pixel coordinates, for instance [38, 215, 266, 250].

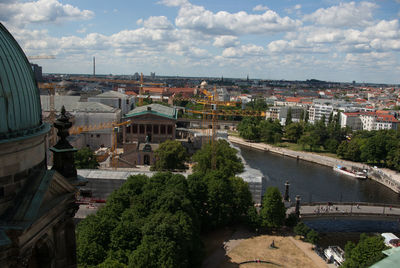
[285, 97, 303, 103]
[376, 114, 399, 123]
[343, 112, 361, 117]
[125, 91, 137, 96]
[143, 87, 167, 94]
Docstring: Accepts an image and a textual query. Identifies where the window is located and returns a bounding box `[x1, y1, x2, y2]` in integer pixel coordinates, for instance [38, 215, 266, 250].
[96, 134, 100, 138]
[146, 124, 152, 133]
[153, 125, 159, 134]
[126, 125, 131, 133]
[118, 99, 121, 108]
[167, 125, 172, 134]
[132, 124, 138, 134]
[160, 125, 166, 134]
[139, 124, 145, 134]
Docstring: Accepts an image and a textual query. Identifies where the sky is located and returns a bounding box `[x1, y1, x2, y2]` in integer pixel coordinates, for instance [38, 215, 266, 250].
[1, 0, 400, 84]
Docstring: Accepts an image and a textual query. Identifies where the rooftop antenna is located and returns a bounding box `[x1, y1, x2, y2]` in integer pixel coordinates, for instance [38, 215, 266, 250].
[93, 56, 95, 77]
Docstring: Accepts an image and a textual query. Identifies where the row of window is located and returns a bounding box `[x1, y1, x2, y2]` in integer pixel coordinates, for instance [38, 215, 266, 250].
[127, 124, 173, 135]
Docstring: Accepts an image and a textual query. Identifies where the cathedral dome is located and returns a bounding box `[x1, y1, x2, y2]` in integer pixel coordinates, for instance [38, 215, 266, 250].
[0, 23, 45, 142]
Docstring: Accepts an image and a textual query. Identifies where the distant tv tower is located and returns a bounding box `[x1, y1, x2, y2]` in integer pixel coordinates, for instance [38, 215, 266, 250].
[93, 56, 95, 77]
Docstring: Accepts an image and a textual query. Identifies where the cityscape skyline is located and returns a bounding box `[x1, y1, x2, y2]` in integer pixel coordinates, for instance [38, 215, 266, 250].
[1, 0, 400, 84]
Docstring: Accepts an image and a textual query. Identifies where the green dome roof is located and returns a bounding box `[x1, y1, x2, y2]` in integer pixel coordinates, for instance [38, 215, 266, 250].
[0, 23, 45, 142]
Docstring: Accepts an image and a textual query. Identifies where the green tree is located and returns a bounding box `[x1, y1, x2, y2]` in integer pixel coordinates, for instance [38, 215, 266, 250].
[260, 187, 286, 228]
[229, 176, 253, 219]
[237, 117, 260, 141]
[284, 122, 304, 143]
[259, 119, 282, 144]
[245, 206, 261, 230]
[294, 222, 310, 237]
[342, 234, 387, 268]
[192, 139, 243, 177]
[74, 147, 99, 169]
[305, 229, 319, 244]
[298, 132, 319, 151]
[151, 140, 187, 171]
[285, 108, 292, 126]
[387, 147, 400, 171]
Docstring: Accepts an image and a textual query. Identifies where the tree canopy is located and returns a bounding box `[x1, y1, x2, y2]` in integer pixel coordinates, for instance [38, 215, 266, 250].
[151, 140, 188, 171]
[77, 173, 203, 268]
[192, 139, 244, 177]
[342, 233, 387, 268]
[74, 147, 99, 169]
[260, 187, 286, 228]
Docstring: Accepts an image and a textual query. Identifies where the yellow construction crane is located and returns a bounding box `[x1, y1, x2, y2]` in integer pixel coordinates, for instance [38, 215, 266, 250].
[187, 108, 266, 170]
[69, 120, 132, 168]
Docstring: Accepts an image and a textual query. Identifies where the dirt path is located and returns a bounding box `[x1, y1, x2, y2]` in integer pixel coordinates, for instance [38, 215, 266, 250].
[288, 237, 328, 268]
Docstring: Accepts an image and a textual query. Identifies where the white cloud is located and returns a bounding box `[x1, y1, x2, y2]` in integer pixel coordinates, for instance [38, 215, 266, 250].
[141, 16, 173, 29]
[253, 5, 269, 12]
[213, 35, 239, 48]
[285, 4, 302, 14]
[221, 44, 265, 58]
[77, 27, 87, 34]
[267, 39, 329, 54]
[174, 2, 301, 35]
[303, 1, 377, 28]
[0, 0, 94, 26]
[158, 0, 188, 7]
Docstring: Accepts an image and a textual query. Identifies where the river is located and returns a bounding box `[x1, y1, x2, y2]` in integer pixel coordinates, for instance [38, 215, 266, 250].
[238, 145, 400, 205]
[238, 144, 400, 243]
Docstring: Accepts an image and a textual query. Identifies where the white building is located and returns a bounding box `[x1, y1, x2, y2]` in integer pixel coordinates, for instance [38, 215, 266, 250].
[340, 112, 363, 130]
[359, 112, 399, 131]
[41, 96, 121, 150]
[309, 100, 354, 124]
[88, 90, 135, 116]
[266, 106, 305, 125]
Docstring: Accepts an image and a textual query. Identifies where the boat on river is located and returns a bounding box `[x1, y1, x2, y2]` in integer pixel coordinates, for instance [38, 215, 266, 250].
[324, 246, 345, 266]
[333, 165, 367, 180]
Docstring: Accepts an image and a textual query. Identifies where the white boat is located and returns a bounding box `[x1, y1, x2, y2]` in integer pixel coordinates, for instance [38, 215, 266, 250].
[324, 246, 345, 266]
[334, 165, 367, 180]
[381, 233, 400, 248]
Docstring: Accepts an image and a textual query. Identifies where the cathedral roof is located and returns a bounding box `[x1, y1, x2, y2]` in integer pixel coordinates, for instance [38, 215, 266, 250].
[0, 23, 47, 142]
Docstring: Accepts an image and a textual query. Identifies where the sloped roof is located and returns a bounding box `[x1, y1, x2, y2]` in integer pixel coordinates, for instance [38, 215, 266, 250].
[124, 104, 177, 119]
[95, 90, 129, 98]
[41, 96, 119, 113]
[370, 247, 400, 268]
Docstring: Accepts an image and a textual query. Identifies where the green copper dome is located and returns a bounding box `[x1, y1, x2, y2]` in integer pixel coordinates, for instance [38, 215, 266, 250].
[0, 23, 45, 142]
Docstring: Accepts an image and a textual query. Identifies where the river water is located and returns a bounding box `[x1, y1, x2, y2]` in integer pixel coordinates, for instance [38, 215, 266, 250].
[239, 145, 400, 204]
[239, 145, 400, 235]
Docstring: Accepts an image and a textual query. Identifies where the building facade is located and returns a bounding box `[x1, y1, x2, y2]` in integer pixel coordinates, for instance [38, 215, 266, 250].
[118, 104, 177, 167]
[87, 90, 134, 115]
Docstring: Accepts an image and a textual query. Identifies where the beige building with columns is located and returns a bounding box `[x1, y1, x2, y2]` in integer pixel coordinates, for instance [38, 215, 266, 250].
[118, 104, 177, 167]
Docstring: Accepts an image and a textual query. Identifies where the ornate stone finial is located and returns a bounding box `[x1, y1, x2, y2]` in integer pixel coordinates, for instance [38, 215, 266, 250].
[50, 106, 77, 180]
[53, 105, 73, 150]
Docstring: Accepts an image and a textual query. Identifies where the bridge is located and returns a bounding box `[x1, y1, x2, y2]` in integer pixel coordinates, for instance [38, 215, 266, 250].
[286, 202, 400, 221]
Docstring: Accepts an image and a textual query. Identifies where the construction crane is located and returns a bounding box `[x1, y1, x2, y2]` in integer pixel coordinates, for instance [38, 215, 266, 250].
[187, 107, 266, 170]
[69, 120, 132, 168]
[38, 82, 67, 147]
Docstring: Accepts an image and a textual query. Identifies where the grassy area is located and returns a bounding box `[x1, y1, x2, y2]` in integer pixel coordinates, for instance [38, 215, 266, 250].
[230, 133, 342, 160]
[227, 130, 240, 137]
[222, 234, 320, 268]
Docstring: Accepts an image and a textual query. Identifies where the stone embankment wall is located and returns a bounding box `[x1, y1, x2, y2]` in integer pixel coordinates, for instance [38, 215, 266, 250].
[228, 136, 400, 194]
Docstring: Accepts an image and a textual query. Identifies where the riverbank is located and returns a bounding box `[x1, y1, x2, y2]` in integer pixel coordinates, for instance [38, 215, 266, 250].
[228, 136, 400, 194]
